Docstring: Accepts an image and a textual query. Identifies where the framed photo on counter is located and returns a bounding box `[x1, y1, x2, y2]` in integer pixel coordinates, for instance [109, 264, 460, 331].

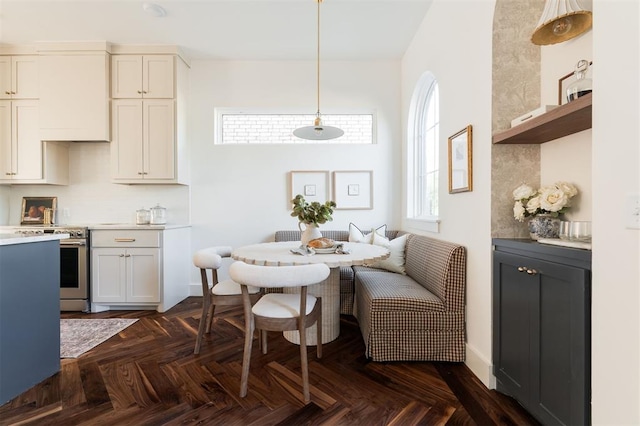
[21, 197, 57, 225]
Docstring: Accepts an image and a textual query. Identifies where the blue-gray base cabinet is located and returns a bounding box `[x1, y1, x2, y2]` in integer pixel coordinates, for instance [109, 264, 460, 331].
[0, 239, 61, 405]
[492, 239, 591, 426]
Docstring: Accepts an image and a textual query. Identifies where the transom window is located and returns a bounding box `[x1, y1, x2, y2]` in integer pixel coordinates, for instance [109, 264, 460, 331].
[215, 110, 374, 144]
[407, 72, 439, 222]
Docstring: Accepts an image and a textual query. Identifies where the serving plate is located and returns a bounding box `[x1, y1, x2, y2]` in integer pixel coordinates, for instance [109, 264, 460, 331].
[313, 246, 338, 254]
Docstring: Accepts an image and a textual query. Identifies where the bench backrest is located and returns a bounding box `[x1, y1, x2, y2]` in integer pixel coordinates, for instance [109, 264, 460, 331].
[275, 229, 399, 242]
[404, 234, 466, 312]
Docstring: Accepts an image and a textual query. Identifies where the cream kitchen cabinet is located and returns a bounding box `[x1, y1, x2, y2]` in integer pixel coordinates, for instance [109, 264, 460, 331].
[112, 55, 174, 99]
[0, 56, 39, 99]
[90, 226, 190, 313]
[111, 99, 177, 182]
[38, 52, 110, 141]
[0, 100, 69, 184]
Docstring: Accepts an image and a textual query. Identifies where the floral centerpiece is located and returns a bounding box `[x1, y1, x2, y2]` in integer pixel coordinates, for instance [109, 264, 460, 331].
[291, 194, 337, 245]
[512, 182, 578, 240]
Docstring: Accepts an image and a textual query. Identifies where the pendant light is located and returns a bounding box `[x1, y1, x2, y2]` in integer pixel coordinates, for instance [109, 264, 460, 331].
[531, 0, 592, 45]
[293, 0, 344, 140]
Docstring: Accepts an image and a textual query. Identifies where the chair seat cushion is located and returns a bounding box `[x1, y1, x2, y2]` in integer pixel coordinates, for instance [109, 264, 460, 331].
[356, 271, 445, 312]
[212, 279, 260, 296]
[253, 293, 317, 318]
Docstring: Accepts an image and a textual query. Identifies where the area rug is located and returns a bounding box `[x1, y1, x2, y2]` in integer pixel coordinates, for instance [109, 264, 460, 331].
[60, 318, 138, 358]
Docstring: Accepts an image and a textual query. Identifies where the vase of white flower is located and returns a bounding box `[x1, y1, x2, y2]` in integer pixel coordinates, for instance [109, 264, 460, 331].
[512, 181, 578, 240]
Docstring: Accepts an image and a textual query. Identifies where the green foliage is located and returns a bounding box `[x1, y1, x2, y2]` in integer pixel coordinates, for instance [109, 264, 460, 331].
[290, 194, 336, 226]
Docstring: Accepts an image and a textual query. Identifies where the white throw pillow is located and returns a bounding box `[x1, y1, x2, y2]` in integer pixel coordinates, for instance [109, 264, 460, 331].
[366, 233, 408, 275]
[348, 223, 387, 244]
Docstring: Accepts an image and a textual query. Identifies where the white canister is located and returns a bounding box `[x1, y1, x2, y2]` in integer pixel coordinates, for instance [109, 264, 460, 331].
[136, 208, 150, 225]
[150, 203, 167, 225]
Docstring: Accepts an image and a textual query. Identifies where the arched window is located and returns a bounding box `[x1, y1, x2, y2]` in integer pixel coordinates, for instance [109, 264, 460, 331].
[407, 72, 439, 224]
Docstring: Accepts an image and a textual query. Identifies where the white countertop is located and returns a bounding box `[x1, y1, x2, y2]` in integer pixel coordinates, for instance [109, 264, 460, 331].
[87, 224, 191, 230]
[0, 233, 69, 246]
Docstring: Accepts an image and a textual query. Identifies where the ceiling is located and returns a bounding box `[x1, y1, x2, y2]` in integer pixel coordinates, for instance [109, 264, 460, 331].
[0, 0, 434, 61]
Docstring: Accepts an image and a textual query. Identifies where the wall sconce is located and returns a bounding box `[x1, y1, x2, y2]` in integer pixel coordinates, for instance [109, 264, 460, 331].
[531, 0, 592, 45]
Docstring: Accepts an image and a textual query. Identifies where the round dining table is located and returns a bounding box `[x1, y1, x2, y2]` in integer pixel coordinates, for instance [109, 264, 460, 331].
[231, 241, 390, 345]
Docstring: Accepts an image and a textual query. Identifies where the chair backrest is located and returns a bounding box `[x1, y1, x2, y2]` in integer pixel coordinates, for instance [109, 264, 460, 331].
[229, 261, 330, 289]
[193, 246, 233, 270]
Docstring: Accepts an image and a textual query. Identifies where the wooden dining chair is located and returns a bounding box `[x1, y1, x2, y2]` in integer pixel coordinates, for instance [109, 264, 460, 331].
[229, 261, 330, 403]
[192, 247, 262, 355]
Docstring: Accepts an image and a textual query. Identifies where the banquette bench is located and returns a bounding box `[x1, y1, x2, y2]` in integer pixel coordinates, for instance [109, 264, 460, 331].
[274, 229, 466, 362]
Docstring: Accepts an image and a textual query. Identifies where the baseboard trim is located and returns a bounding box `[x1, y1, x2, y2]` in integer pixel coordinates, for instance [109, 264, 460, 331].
[465, 343, 496, 389]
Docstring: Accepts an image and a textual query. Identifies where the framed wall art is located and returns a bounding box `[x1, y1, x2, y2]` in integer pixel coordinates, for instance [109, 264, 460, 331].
[289, 170, 330, 204]
[333, 170, 373, 210]
[448, 125, 473, 194]
[21, 197, 57, 225]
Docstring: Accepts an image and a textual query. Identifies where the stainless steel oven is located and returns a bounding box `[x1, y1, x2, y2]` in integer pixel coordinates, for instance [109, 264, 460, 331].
[15, 226, 90, 312]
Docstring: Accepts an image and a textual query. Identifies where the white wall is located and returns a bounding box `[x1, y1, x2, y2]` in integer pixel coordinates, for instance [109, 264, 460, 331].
[400, 0, 495, 384]
[0, 187, 9, 224]
[591, 0, 640, 424]
[188, 60, 402, 284]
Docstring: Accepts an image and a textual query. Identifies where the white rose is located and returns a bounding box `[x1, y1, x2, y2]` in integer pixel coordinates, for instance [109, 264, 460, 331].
[513, 201, 526, 222]
[526, 196, 541, 214]
[513, 183, 535, 200]
[540, 187, 568, 212]
[556, 181, 578, 198]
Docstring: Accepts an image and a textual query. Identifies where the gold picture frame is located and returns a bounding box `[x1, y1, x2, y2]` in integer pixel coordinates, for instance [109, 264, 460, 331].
[448, 125, 473, 194]
[21, 197, 57, 225]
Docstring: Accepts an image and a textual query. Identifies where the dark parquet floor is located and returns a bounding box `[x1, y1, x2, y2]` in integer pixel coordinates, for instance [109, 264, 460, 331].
[0, 297, 540, 425]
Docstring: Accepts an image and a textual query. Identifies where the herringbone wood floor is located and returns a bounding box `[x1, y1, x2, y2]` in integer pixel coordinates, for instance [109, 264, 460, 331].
[0, 297, 539, 425]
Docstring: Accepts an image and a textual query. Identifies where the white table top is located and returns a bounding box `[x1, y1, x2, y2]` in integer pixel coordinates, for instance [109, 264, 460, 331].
[232, 241, 390, 268]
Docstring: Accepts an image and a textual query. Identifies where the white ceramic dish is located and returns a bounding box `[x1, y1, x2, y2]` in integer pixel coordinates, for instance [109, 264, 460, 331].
[313, 246, 338, 254]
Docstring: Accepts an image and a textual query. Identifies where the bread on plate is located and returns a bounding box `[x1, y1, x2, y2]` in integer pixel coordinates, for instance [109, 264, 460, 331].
[307, 237, 335, 249]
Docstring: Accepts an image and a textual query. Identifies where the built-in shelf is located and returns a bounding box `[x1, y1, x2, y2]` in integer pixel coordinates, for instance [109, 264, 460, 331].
[492, 92, 592, 145]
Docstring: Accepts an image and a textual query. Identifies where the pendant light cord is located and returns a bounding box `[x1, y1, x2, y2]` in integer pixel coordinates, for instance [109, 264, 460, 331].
[316, 0, 321, 116]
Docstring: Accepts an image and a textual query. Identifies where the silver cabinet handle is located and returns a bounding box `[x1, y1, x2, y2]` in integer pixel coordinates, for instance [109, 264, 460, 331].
[114, 238, 136, 242]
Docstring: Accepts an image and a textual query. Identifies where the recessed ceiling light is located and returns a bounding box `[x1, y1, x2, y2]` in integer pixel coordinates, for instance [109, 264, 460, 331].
[143, 2, 166, 18]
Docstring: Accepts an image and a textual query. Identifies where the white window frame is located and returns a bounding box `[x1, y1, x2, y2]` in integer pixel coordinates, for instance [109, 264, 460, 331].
[214, 108, 376, 145]
[406, 72, 440, 233]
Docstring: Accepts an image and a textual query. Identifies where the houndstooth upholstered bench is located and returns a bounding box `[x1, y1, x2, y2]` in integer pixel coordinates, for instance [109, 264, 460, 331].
[274, 229, 466, 363]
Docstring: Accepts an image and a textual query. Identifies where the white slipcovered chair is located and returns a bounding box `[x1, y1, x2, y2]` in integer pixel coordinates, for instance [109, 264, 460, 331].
[229, 261, 330, 403]
[192, 247, 262, 355]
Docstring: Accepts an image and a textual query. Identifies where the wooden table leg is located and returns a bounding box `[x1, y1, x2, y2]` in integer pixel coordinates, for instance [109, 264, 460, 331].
[283, 266, 340, 345]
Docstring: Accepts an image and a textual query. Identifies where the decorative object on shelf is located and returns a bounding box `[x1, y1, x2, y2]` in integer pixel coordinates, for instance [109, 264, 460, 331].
[293, 0, 344, 141]
[291, 194, 336, 245]
[21, 196, 57, 225]
[510, 106, 558, 128]
[512, 182, 579, 240]
[565, 59, 592, 103]
[531, 0, 592, 46]
[332, 170, 373, 209]
[448, 125, 473, 194]
[136, 207, 150, 225]
[558, 61, 593, 105]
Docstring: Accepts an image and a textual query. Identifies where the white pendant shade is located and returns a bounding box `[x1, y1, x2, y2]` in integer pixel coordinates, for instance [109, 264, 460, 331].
[294, 0, 343, 141]
[531, 0, 592, 45]
[293, 115, 344, 140]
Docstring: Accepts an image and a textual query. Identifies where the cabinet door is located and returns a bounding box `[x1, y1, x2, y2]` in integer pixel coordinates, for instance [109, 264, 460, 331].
[143, 56, 174, 99]
[111, 99, 144, 180]
[12, 56, 39, 99]
[112, 55, 143, 99]
[493, 251, 536, 405]
[0, 101, 11, 180]
[12, 100, 42, 180]
[143, 100, 175, 180]
[0, 57, 12, 99]
[91, 248, 127, 303]
[126, 248, 160, 303]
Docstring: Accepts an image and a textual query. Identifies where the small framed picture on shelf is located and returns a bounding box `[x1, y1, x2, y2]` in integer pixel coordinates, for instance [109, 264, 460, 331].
[448, 125, 473, 194]
[21, 197, 57, 225]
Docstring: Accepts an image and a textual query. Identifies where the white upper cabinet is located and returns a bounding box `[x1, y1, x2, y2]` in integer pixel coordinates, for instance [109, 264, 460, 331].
[39, 52, 110, 141]
[112, 55, 174, 99]
[0, 56, 39, 99]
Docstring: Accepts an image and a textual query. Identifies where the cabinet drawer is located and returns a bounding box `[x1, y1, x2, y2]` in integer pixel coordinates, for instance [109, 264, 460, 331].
[91, 230, 160, 248]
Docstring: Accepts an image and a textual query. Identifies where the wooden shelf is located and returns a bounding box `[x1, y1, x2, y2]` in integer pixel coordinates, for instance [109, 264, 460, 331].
[492, 92, 592, 144]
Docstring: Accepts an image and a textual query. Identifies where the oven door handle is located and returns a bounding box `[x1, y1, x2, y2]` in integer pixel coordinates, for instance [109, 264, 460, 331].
[60, 241, 87, 246]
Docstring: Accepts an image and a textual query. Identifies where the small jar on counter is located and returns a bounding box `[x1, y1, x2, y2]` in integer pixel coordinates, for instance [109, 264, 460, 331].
[136, 208, 150, 225]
